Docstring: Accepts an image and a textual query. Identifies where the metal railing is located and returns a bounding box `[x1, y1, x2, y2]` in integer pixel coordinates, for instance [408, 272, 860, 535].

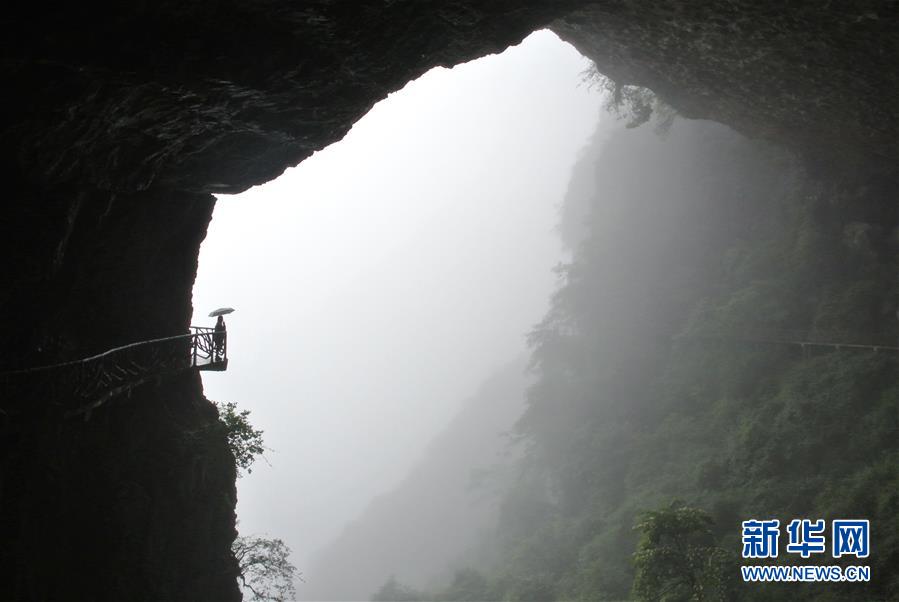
[0, 327, 227, 419]
[190, 326, 228, 369]
[678, 328, 899, 352]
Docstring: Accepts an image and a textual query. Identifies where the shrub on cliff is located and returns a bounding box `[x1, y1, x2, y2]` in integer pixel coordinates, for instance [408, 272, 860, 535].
[234, 534, 299, 601]
[633, 503, 736, 601]
[215, 401, 266, 476]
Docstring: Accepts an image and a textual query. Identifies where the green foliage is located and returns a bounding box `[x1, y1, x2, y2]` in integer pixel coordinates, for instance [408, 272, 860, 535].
[419, 117, 898, 600]
[216, 401, 266, 476]
[372, 570, 499, 602]
[632, 503, 736, 601]
[233, 535, 299, 602]
[582, 64, 676, 132]
[436, 569, 495, 602]
[371, 576, 426, 602]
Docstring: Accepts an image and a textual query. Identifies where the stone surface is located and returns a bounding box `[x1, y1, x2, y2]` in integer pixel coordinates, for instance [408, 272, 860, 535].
[554, 0, 898, 177]
[0, 2, 895, 599]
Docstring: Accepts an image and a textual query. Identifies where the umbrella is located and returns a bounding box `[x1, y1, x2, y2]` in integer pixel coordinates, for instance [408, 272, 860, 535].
[208, 307, 236, 317]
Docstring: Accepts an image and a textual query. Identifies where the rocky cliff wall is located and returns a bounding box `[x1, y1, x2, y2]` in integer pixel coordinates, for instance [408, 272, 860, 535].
[554, 1, 897, 177]
[0, 2, 895, 599]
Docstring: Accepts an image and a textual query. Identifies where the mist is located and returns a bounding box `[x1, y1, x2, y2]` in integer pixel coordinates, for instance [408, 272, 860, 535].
[191, 29, 601, 592]
[193, 20, 898, 602]
[4, 3, 895, 601]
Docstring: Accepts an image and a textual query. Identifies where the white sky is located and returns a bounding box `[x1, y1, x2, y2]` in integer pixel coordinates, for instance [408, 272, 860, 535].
[192, 29, 601, 583]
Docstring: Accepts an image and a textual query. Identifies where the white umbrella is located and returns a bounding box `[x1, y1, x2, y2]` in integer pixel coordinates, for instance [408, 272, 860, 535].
[208, 307, 236, 317]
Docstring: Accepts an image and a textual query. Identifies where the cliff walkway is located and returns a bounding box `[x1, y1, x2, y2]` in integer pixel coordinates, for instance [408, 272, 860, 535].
[2, 326, 895, 420]
[0, 327, 227, 419]
[678, 329, 899, 353]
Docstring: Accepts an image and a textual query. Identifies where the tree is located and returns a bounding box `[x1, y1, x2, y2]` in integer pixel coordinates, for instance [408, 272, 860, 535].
[371, 576, 426, 602]
[215, 401, 266, 476]
[632, 502, 736, 601]
[581, 64, 676, 132]
[233, 535, 299, 602]
[436, 568, 493, 602]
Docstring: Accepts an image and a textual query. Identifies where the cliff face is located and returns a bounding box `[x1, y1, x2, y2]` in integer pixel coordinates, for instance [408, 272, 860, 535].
[0, 2, 895, 600]
[2, 373, 239, 600]
[554, 1, 898, 177]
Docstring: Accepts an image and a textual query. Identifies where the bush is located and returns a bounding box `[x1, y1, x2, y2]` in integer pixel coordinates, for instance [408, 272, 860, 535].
[234, 535, 299, 601]
[215, 401, 266, 476]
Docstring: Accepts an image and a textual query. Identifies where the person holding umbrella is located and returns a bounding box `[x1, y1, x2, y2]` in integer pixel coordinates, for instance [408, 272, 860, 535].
[209, 307, 234, 363]
[213, 316, 226, 361]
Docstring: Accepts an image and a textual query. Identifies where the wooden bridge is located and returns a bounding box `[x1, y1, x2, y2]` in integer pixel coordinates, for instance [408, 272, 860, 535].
[0, 326, 227, 419]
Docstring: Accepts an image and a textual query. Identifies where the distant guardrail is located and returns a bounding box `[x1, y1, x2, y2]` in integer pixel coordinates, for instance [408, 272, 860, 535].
[677, 328, 899, 353]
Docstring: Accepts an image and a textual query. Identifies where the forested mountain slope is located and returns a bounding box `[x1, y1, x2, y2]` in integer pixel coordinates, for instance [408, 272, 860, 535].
[389, 117, 898, 601]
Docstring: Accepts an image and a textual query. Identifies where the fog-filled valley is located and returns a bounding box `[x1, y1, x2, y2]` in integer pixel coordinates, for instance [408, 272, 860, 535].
[295, 113, 897, 600]
[303, 359, 529, 600]
[191, 32, 604, 598]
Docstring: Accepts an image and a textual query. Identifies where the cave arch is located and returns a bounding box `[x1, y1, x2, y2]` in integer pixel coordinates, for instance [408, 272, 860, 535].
[3, 3, 896, 360]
